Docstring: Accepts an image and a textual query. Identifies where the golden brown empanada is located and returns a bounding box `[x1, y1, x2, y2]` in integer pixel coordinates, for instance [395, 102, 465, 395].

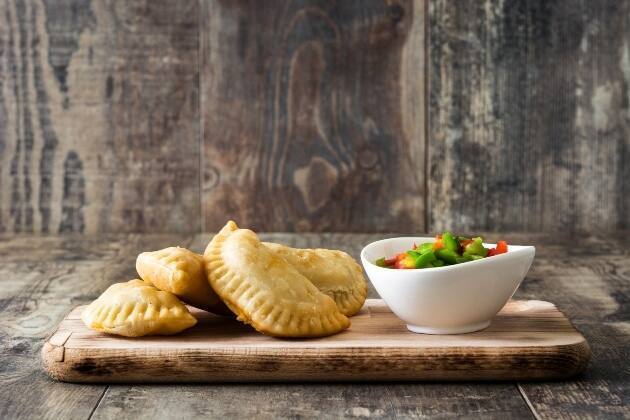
[203, 221, 350, 337]
[81, 279, 197, 337]
[136, 247, 231, 315]
[263, 243, 367, 316]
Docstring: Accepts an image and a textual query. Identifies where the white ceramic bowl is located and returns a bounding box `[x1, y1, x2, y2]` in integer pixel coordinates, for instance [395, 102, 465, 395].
[361, 237, 535, 334]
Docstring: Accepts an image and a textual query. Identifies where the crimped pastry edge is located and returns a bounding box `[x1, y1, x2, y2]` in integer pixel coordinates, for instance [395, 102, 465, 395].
[203, 223, 350, 337]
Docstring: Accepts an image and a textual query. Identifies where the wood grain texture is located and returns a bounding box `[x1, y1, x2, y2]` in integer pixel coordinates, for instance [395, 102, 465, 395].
[0, 0, 200, 234]
[514, 233, 630, 419]
[0, 261, 106, 420]
[90, 383, 534, 420]
[0, 233, 192, 419]
[43, 300, 589, 383]
[201, 0, 425, 233]
[1, 0, 628, 235]
[428, 0, 630, 233]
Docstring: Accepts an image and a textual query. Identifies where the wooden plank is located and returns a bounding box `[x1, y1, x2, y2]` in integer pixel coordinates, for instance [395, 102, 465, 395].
[43, 300, 589, 383]
[90, 383, 534, 419]
[519, 323, 629, 419]
[0, 374, 106, 420]
[0, 234, 155, 262]
[0, 234, 192, 419]
[428, 0, 630, 233]
[514, 233, 630, 419]
[200, 0, 426, 233]
[384, 383, 534, 419]
[0, 0, 200, 234]
[0, 0, 627, 236]
[0, 261, 108, 420]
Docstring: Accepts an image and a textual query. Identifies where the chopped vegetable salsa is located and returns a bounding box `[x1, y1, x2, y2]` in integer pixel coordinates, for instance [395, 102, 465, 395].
[375, 233, 508, 269]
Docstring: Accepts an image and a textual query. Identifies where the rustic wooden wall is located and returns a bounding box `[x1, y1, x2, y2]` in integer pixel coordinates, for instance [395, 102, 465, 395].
[201, 0, 425, 233]
[0, 0, 628, 234]
[429, 0, 630, 233]
[0, 0, 200, 234]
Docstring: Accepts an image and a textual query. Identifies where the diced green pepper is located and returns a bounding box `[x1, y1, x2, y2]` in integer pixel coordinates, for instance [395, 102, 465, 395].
[455, 255, 473, 264]
[418, 242, 434, 254]
[436, 248, 459, 264]
[375, 231, 507, 269]
[414, 251, 436, 268]
[463, 237, 488, 257]
[442, 232, 458, 252]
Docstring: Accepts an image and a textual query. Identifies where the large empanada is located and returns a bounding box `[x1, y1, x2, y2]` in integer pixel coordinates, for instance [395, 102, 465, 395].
[203, 221, 350, 337]
[81, 279, 197, 337]
[136, 247, 231, 315]
[263, 243, 367, 316]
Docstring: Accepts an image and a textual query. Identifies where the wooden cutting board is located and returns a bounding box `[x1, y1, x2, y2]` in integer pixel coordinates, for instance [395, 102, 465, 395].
[42, 299, 589, 383]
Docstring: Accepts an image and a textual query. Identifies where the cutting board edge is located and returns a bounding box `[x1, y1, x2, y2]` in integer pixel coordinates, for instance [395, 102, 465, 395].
[42, 299, 591, 383]
[42, 334, 590, 383]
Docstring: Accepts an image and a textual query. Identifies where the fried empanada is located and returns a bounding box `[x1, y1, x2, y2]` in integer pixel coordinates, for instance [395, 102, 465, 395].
[81, 279, 197, 337]
[136, 247, 231, 315]
[203, 221, 350, 337]
[263, 243, 367, 316]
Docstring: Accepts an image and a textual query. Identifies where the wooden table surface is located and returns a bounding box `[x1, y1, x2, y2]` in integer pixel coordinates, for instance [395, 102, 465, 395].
[1, 232, 628, 419]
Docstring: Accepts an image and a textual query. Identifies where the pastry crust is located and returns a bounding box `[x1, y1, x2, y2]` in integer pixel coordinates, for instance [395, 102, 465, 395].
[203, 221, 350, 337]
[263, 243, 367, 316]
[136, 247, 231, 315]
[81, 279, 197, 337]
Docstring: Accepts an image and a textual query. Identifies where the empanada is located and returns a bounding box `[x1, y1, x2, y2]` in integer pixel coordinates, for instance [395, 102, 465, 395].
[203, 221, 350, 337]
[136, 247, 231, 315]
[263, 243, 367, 316]
[81, 279, 197, 337]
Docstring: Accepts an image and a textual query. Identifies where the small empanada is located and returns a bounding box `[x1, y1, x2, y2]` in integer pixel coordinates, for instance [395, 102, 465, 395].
[263, 243, 367, 316]
[203, 221, 350, 337]
[136, 247, 231, 315]
[81, 279, 197, 337]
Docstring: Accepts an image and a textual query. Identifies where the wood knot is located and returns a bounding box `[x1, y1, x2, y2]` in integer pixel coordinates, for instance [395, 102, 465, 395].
[293, 157, 338, 212]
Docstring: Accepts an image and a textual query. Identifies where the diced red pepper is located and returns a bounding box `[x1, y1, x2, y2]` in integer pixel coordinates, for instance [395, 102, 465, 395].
[433, 238, 444, 251]
[487, 240, 508, 257]
[383, 257, 397, 266]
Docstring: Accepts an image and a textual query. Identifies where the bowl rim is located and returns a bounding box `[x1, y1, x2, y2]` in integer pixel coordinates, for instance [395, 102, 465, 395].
[360, 236, 535, 272]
